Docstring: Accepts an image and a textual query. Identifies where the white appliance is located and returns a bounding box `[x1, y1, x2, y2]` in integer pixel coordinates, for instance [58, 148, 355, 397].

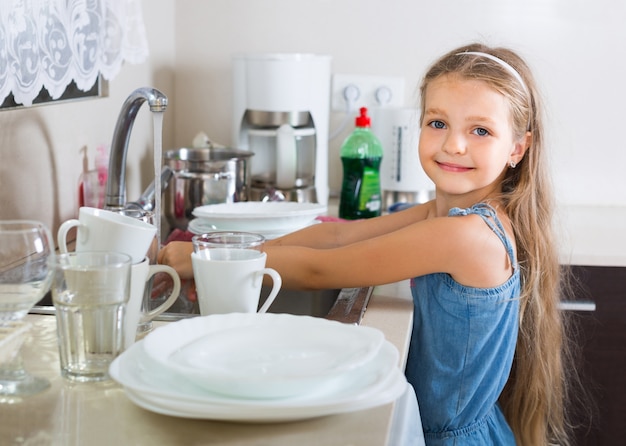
[232, 53, 332, 205]
[371, 107, 434, 208]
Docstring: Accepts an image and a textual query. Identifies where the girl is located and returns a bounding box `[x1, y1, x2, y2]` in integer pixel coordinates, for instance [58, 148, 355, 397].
[158, 43, 573, 445]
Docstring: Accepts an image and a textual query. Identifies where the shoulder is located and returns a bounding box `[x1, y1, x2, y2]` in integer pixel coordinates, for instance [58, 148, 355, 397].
[427, 209, 516, 288]
[429, 211, 497, 255]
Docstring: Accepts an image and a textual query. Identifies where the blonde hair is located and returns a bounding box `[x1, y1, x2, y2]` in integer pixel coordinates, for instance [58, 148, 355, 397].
[420, 43, 575, 445]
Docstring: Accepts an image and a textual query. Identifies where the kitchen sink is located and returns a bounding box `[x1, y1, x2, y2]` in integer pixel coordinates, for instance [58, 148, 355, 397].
[261, 286, 373, 324]
[155, 286, 373, 325]
[32, 286, 373, 325]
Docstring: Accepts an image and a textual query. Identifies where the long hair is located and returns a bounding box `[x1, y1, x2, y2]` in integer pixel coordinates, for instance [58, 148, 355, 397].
[419, 43, 576, 445]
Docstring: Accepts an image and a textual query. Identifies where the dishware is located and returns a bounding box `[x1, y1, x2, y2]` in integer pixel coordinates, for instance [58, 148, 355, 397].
[57, 207, 157, 264]
[192, 202, 327, 231]
[0, 220, 54, 396]
[191, 231, 265, 252]
[114, 208, 159, 263]
[191, 232, 281, 315]
[142, 312, 385, 399]
[187, 218, 320, 239]
[109, 337, 406, 421]
[125, 257, 181, 349]
[51, 251, 132, 382]
[111, 208, 161, 333]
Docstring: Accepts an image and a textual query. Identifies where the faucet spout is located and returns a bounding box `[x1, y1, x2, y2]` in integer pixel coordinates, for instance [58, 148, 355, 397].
[104, 87, 168, 210]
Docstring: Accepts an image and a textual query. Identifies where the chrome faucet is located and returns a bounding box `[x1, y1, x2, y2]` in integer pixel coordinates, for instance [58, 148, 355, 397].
[104, 87, 168, 211]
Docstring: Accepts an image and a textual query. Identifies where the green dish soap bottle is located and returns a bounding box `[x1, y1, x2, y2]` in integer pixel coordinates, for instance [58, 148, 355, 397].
[339, 107, 383, 220]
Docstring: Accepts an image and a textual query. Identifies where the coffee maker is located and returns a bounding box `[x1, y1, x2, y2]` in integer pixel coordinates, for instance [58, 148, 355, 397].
[232, 53, 332, 205]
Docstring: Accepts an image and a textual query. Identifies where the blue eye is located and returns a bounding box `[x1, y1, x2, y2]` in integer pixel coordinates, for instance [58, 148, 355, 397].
[428, 120, 446, 129]
[473, 127, 489, 136]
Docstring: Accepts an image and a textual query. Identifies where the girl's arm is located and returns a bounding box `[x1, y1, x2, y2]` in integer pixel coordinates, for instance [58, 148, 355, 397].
[158, 201, 433, 279]
[159, 201, 513, 291]
[157, 203, 454, 288]
[263, 210, 513, 291]
[265, 201, 433, 249]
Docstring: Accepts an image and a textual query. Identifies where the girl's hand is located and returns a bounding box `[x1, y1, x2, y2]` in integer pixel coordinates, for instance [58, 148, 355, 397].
[157, 241, 195, 280]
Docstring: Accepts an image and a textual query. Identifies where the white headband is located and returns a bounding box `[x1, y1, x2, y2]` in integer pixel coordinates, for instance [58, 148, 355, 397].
[456, 51, 528, 95]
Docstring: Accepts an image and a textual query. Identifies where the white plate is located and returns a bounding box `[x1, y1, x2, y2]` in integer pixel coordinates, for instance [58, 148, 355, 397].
[187, 218, 319, 239]
[115, 339, 398, 406]
[191, 202, 327, 231]
[142, 313, 385, 399]
[109, 339, 406, 422]
[123, 372, 408, 422]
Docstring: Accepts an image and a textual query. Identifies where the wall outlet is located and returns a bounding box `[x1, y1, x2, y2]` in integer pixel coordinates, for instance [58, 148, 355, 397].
[331, 74, 405, 112]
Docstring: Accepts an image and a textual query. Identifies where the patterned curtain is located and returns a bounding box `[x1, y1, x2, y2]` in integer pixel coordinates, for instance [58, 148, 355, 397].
[0, 0, 149, 106]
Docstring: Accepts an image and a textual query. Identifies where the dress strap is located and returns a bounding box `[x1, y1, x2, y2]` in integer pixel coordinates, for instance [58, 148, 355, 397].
[448, 203, 517, 269]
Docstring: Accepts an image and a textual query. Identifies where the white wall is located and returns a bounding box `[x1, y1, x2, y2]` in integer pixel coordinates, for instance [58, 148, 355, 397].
[173, 0, 626, 206]
[0, 1, 177, 234]
[1, 0, 624, 238]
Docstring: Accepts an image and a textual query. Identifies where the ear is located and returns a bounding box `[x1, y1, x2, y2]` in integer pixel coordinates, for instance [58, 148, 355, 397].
[510, 131, 531, 165]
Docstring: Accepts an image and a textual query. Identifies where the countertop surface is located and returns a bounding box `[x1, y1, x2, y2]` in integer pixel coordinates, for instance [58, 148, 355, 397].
[557, 204, 626, 267]
[0, 282, 418, 446]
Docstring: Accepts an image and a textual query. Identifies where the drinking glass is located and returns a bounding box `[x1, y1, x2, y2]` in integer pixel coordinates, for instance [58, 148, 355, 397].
[192, 231, 265, 254]
[0, 220, 54, 396]
[51, 251, 131, 382]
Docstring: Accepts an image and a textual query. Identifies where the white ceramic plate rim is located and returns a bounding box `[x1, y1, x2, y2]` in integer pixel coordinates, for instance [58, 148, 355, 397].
[187, 218, 320, 237]
[141, 313, 385, 399]
[111, 339, 398, 406]
[110, 340, 406, 421]
[122, 371, 408, 422]
[143, 313, 384, 374]
[192, 202, 327, 220]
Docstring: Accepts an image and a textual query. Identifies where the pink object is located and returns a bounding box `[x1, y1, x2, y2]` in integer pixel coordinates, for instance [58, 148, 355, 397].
[315, 216, 350, 223]
[165, 228, 195, 244]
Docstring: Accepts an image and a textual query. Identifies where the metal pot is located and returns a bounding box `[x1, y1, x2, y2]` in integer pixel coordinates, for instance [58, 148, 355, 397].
[163, 146, 254, 230]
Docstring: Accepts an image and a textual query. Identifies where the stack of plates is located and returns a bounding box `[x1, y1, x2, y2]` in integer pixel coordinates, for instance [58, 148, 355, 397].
[109, 313, 408, 422]
[188, 202, 327, 239]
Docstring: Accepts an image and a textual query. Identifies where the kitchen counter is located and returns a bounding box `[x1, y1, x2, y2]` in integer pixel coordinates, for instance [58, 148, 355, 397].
[0, 282, 418, 446]
[558, 205, 626, 267]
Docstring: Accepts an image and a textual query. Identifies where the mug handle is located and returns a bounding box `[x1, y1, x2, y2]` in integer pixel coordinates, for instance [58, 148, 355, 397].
[57, 219, 80, 253]
[142, 265, 181, 320]
[257, 268, 282, 313]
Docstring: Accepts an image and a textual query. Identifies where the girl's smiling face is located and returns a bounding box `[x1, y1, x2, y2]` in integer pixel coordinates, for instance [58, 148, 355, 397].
[419, 74, 527, 203]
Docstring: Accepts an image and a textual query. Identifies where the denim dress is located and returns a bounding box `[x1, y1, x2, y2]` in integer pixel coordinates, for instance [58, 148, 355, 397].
[405, 203, 519, 445]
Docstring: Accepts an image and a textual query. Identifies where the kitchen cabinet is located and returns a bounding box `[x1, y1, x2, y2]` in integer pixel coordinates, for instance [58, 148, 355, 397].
[566, 265, 626, 445]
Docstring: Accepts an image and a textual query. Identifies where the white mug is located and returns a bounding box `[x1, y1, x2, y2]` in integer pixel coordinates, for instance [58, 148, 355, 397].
[125, 257, 181, 349]
[191, 248, 281, 315]
[57, 207, 157, 264]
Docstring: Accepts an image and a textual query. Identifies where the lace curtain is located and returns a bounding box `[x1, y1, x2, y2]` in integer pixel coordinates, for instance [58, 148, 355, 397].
[0, 0, 149, 106]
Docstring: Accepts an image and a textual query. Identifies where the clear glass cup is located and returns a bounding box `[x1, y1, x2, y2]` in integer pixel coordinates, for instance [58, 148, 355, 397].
[50, 251, 132, 382]
[192, 231, 266, 259]
[0, 220, 54, 397]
